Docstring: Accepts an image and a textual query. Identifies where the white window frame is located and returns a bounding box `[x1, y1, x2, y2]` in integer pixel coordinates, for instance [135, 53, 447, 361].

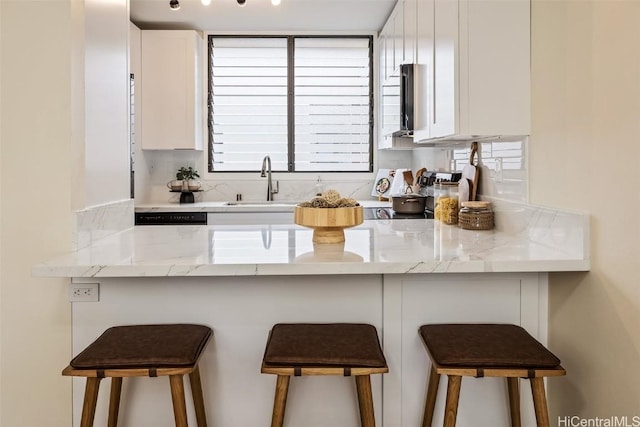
[201, 31, 381, 183]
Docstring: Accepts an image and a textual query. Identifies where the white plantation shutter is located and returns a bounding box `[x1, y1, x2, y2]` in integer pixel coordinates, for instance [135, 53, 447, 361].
[209, 36, 372, 172]
[210, 37, 288, 172]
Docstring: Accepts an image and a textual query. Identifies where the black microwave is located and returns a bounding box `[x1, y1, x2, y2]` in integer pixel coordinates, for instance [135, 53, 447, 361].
[382, 63, 415, 137]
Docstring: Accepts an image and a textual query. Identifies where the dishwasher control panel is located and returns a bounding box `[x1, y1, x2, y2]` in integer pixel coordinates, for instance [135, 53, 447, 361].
[135, 212, 207, 225]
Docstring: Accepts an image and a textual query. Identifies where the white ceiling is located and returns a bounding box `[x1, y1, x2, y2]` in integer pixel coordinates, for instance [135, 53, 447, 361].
[130, 0, 396, 32]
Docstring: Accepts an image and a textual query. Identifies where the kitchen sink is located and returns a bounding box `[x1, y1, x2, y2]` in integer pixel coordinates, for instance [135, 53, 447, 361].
[225, 201, 299, 207]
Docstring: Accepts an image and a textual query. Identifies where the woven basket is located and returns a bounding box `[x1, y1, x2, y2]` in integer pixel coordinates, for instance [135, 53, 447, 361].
[458, 209, 494, 230]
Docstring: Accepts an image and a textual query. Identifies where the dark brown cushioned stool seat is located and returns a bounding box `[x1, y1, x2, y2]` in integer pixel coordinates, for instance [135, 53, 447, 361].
[261, 323, 388, 427]
[63, 324, 212, 427]
[263, 323, 387, 368]
[419, 323, 565, 427]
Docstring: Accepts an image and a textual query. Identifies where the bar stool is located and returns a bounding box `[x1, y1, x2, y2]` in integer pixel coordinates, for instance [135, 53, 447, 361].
[261, 323, 388, 427]
[62, 324, 212, 427]
[419, 323, 565, 427]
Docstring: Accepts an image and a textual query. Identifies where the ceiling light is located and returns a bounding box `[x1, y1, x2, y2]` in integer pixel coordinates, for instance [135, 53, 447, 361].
[237, 0, 246, 6]
[271, 0, 281, 5]
[169, 0, 180, 10]
[201, 0, 211, 5]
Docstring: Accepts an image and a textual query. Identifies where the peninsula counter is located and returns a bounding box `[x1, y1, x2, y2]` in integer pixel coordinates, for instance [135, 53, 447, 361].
[34, 206, 589, 427]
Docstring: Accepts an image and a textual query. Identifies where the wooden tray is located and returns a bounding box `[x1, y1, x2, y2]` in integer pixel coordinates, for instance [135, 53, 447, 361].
[294, 206, 364, 244]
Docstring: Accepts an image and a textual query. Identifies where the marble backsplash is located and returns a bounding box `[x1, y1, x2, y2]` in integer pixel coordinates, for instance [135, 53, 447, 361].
[412, 136, 529, 204]
[135, 137, 529, 205]
[490, 198, 590, 260]
[73, 199, 134, 250]
[136, 148, 412, 204]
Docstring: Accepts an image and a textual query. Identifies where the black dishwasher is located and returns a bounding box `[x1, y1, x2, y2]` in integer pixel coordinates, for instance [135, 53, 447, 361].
[135, 212, 207, 225]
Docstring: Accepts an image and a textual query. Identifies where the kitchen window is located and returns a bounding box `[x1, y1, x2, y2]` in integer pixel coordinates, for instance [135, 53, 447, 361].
[208, 36, 373, 173]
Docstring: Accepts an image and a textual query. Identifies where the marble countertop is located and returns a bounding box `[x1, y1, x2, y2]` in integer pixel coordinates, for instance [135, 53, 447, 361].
[135, 199, 390, 213]
[33, 204, 590, 277]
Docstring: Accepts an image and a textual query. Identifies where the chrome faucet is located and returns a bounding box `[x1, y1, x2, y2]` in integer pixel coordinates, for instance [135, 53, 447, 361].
[260, 155, 279, 201]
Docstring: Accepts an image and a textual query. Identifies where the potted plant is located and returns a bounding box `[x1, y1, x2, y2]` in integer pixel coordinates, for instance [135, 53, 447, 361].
[177, 166, 201, 191]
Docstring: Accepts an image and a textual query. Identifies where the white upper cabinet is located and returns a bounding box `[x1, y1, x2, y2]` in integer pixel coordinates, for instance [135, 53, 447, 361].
[403, 0, 416, 65]
[378, 0, 417, 150]
[431, 0, 458, 139]
[392, 2, 404, 70]
[140, 30, 203, 150]
[412, 0, 531, 142]
[380, 0, 415, 82]
[413, 0, 435, 140]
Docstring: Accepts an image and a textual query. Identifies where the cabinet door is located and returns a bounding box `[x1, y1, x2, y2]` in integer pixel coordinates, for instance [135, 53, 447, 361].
[385, 19, 395, 81]
[403, 0, 416, 65]
[462, 0, 530, 135]
[431, 0, 458, 139]
[412, 0, 434, 141]
[378, 33, 391, 149]
[141, 31, 202, 150]
[379, 31, 387, 86]
[392, 1, 404, 69]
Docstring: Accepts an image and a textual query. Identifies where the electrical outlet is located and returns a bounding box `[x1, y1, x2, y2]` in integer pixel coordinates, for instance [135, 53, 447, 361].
[69, 283, 99, 302]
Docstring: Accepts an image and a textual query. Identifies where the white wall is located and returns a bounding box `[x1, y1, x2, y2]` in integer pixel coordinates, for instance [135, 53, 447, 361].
[84, 0, 131, 207]
[0, 2, 73, 426]
[1, 1, 131, 425]
[530, 0, 640, 419]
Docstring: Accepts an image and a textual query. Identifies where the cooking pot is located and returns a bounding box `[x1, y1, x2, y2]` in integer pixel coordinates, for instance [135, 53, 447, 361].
[392, 195, 427, 214]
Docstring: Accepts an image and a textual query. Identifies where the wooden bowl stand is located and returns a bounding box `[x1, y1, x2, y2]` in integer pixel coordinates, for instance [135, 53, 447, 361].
[294, 206, 364, 244]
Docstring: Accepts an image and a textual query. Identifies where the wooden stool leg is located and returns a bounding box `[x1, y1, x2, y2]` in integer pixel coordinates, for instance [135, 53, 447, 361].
[506, 377, 521, 427]
[443, 376, 462, 427]
[530, 378, 550, 427]
[422, 365, 441, 427]
[271, 375, 290, 427]
[107, 377, 123, 427]
[169, 375, 188, 427]
[80, 377, 102, 427]
[355, 375, 376, 427]
[189, 365, 208, 427]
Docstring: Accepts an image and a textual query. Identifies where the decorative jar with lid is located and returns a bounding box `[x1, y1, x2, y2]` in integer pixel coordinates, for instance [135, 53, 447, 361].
[458, 201, 494, 230]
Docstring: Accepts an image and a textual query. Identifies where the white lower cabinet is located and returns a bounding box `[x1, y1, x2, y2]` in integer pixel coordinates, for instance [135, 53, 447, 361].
[413, 0, 531, 142]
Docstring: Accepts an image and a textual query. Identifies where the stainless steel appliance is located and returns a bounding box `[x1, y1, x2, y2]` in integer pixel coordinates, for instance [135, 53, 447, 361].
[382, 63, 415, 137]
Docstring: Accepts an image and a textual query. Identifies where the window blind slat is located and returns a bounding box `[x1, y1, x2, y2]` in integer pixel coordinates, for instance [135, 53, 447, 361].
[213, 96, 287, 106]
[216, 105, 288, 115]
[295, 134, 368, 143]
[295, 95, 370, 105]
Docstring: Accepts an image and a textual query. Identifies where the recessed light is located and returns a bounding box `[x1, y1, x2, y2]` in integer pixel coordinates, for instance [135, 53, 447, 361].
[169, 0, 180, 10]
[271, 0, 281, 5]
[237, 0, 246, 6]
[201, 0, 211, 5]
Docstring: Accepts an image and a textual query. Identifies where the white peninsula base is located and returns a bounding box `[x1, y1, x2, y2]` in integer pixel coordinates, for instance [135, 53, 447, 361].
[70, 272, 548, 427]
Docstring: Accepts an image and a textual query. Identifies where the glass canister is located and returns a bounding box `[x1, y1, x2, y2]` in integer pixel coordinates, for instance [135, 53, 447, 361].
[458, 201, 494, 230]
[434, 182, 459, 225]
